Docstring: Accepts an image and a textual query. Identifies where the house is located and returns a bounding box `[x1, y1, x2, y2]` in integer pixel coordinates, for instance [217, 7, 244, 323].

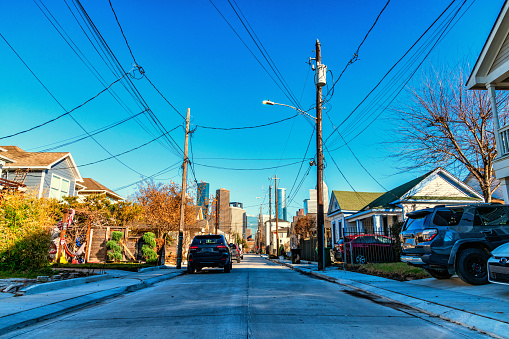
[0, 146, 82, 200]
[464, 170, 504, 203]
[327, 168, 484, 246]
[76, 178, 124, 203]
[466, 1, 509, 203]
[264, 218, 291, 254]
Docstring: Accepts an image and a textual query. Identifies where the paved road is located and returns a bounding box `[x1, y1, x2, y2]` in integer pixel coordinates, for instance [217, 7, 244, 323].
[4, 255, 489, 338]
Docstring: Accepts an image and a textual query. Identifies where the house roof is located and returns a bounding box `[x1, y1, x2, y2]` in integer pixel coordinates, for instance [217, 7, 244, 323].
[1, 146, 69, 167]
[467, 2, 509, 89]
[78, 178, 123, 201]
[0, 145, 83, 182]
[331, 191, 384, 212]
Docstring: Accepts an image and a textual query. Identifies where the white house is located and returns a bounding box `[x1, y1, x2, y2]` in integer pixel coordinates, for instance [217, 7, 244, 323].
[467, 1, 509, 203]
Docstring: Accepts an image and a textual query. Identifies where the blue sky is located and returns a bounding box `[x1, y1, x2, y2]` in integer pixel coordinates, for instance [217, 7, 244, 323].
[0, 0, 504, 219]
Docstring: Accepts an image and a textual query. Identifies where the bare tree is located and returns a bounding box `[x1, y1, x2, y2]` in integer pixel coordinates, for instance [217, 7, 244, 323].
[389, 64, 509, 202]
[294, 215, 316, 238]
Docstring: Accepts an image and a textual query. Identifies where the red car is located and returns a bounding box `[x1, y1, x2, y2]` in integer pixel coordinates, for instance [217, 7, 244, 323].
[335, 234, 395, 264]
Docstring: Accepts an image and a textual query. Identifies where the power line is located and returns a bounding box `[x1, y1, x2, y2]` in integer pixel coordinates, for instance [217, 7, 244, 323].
[108, 0, 138, 65]
[324, 0, 458, 145]
[196, 114, 298, 130]
[0, 72, 130, 140]
[0, 30, 145, 176]
[193, 160, 309, 171]
[114, 160, 183, 191]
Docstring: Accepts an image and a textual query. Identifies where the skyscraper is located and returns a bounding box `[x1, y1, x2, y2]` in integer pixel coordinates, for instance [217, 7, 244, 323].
[196, 182, 210, 213]
[277, 187, 287, 221]
[216, 188, 230, 233]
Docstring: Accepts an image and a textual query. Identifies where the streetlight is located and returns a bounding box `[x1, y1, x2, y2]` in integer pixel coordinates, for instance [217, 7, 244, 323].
[262, 39, 326, 270]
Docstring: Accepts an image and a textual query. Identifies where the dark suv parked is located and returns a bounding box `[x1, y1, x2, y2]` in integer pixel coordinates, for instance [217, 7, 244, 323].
[400, 204, 509, 285]
[187, 234, 232, 273]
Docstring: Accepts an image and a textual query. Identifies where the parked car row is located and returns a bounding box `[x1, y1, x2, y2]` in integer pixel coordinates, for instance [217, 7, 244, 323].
[187, 234, 244, 274]
[400, 204, 509, 285]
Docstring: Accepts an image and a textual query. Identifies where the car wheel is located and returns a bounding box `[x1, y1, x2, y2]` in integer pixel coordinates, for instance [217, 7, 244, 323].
[456, 248, 489, 285]
[187, 264, 195, 274]
[224, 262, 231, 273]
[355, 254, 366, 265]
[425, 268, 452, 279]
[237, 257, 241, 263]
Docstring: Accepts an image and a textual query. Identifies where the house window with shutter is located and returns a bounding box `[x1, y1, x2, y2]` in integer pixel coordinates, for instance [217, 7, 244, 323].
[49, 175, 70, 200]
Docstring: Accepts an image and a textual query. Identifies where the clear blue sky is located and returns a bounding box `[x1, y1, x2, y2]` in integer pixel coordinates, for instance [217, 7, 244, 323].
[0, 0, 503, 219]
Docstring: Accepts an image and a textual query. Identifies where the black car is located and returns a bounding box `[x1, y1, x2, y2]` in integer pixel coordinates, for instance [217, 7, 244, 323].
[400, 204, 509, 285]
[187, 235, 232, 273]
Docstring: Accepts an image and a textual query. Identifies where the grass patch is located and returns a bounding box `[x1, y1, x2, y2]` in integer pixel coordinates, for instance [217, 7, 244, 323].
[345, 262, 429, 281]
[0, 267, 57, 279]
[51, 263, 156, 272]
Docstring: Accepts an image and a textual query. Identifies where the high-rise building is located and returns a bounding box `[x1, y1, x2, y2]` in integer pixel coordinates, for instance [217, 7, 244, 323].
[229, 202, 246, 239]
[196, 182, 210, 213]
[216, 188, 230, 233]
[277, 188, 287, 221]
[303, 182, 329, 214]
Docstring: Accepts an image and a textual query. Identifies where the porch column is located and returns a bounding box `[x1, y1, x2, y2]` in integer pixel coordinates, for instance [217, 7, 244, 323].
[373, 215, 381, 233]
[487, 84, 503, 155]
[500, 178, 509, 204]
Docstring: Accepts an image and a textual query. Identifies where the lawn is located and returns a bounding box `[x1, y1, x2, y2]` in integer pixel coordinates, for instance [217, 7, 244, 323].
[344, 262, 430, 281]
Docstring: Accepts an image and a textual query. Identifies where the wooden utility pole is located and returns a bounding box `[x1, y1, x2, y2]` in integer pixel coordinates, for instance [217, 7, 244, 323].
[84, 218, 91, 263]
[269, 185, 272, 254]
[215, 194, 219, 235]
[176, 108, 191, 270]
[316, 39, 325, 270]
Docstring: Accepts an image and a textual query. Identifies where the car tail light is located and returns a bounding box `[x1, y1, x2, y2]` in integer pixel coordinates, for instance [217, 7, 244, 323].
[217, 245, 228, 249]
[422, 229, 438, 241]
[189, 246, 198, 250]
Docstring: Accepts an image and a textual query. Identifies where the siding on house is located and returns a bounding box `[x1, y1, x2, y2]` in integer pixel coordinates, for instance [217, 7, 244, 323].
[2, 170, 43, 194]
[41, 158, 76, 198]
[490, 31, 509, 73]
[412, 174, 467, 198]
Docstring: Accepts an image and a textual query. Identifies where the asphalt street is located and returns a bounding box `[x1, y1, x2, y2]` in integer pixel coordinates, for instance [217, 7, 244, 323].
[3, 255, 491, 338]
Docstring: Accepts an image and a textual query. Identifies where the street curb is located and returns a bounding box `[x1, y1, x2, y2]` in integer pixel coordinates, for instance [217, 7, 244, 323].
[18, 274, 112, 296]
[138, 265, 172, 273]
[0, 270, 185, 336]
[266, 258, 509, 339]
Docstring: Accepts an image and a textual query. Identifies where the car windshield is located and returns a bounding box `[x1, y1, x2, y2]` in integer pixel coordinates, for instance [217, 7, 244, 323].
[192, 236, 223, 245]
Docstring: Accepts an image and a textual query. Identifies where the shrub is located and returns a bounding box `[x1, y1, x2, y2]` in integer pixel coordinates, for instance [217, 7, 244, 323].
[391, 221, 404, 261]
[106, 231, 124, 262]
[142, 232, 157, 263]
[0, 191, 58, 272]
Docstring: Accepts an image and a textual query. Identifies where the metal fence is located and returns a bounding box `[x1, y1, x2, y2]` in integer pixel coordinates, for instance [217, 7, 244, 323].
[300, 237, 318, 262]
[333, 228, 400, 265]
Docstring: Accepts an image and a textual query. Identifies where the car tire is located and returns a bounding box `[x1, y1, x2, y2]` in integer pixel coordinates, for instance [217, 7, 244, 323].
[425, 268, 452, 279]
[224, 262, 231, 273]
[355, 254, 366, 265]
[187, 264, 195, 274]
[237, 257, 241, 263]
[456, 248, 490, 285]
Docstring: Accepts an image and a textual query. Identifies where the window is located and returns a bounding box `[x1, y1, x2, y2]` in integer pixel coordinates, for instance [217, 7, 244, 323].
[49, 175, 70, 201]
[474, 207, 509, 226]
[354, 236, 376, 244]
[432, 208, 464, 226]
[403, 215, 427, 231]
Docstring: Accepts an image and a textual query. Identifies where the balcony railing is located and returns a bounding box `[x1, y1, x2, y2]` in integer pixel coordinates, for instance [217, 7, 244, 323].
[499, 124, 509, 156]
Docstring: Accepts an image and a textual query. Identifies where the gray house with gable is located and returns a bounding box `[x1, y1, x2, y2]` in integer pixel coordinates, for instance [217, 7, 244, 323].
[0, 146, 83, 200]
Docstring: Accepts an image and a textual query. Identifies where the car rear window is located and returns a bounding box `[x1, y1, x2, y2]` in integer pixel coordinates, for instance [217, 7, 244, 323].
[354, 236, 376, 244]
[192, 236, 223, 245]
[403, 215, 427, 231]
[474, 206, 509, 226]
[432, 208, 464, 226]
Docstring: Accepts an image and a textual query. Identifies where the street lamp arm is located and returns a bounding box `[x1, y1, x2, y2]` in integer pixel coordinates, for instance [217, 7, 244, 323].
[263, 100, 317, 121]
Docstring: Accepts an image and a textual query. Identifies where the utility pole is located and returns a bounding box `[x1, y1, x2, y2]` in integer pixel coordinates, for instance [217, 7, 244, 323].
[215, 194, 219, 235]
[269, 185, 272, 254]
[272, 175, 280, 256]
[259, 204, 262, 253]
[315, 39, 325, 270]
[176, 108, 190, 270]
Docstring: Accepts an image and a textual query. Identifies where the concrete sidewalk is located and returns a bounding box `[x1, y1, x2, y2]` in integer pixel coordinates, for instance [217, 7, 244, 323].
[0, 267, 184, 335]
[267, 256, 509, 339]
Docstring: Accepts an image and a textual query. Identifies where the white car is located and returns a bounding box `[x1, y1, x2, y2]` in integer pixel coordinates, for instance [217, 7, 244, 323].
[488, 242, 509, 285]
